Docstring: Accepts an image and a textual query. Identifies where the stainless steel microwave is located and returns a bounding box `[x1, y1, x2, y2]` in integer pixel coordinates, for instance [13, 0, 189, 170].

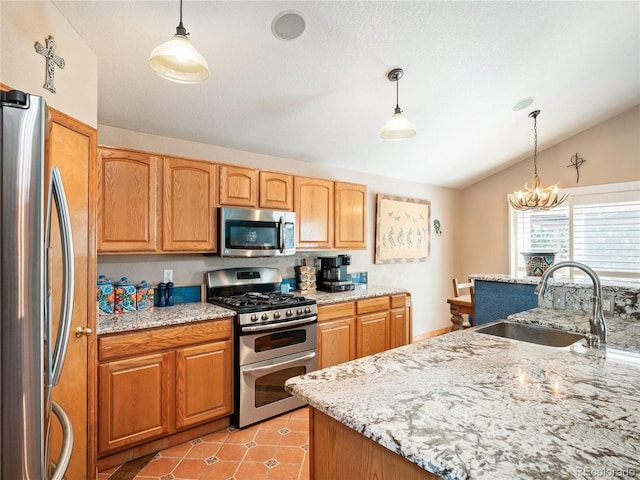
[219, 207, 296, 257]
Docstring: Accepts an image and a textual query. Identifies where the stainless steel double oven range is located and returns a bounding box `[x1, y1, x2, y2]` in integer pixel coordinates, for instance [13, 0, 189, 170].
[206, 267, 317, 428]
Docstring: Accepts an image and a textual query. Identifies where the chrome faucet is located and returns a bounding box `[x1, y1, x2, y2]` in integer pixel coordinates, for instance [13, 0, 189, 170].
[534, 261, 607, 346]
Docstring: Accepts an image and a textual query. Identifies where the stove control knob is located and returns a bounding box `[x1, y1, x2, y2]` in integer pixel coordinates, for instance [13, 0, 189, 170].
[261, 313, 269, 321]
[304, 306, 311, 314]
[250, 314, 259, 322]
[273, 311, 281, 319]
[296, 308, 303, 315]
[286, 310, 293, 317]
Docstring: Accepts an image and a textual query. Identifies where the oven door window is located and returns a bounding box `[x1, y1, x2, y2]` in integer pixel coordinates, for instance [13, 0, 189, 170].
[226, 220, 279, 250]
[254, 329, 307, 353]
[255, 365, 306, 408]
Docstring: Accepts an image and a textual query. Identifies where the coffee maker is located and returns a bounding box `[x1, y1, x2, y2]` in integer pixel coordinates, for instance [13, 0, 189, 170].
[317, 255, 355, 292]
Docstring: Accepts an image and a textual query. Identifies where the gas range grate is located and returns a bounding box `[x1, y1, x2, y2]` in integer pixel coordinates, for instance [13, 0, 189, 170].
[211, 291, 311, 309]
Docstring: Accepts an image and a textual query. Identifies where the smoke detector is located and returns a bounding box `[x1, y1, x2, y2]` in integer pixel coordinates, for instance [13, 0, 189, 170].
[272, 11, 306, 41]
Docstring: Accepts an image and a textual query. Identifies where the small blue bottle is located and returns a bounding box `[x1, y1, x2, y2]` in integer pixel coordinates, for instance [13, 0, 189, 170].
[166, 282, 174, 306]
[158, 282, 167, 307]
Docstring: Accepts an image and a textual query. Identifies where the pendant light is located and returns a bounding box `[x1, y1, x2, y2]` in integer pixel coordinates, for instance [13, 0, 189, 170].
[148, 0, 209, 84]
[380, 68, 416, 140]
[508, 110, 568, 211]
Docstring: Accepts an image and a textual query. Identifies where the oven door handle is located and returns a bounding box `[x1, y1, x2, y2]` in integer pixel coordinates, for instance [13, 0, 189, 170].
[240, 315, 317, 333]
[243, 351, 317, 376]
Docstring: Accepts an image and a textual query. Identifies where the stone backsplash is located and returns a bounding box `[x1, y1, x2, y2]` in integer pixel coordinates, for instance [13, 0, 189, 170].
[538, 283, 638, 321]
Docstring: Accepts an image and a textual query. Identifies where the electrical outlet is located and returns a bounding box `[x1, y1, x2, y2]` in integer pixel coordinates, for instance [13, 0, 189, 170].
[552, 291, 566, 310]
[163, 269, 173, 283]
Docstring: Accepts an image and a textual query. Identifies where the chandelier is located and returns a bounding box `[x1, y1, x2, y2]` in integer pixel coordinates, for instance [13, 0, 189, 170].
[508, 110, 567, 211]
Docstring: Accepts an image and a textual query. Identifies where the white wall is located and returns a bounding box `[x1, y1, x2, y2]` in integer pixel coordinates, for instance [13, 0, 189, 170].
[98, 125, 461, 336]
[458, 106, 640, 278]
[0, 1, 97, 127]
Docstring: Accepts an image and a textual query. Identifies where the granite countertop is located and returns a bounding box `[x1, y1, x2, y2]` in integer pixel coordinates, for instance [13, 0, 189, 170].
[301, 284, 408, 305]
[470, 273, 640, 292]
[97, 285, 407, 335]
[97, 302, 236, 335]
[285, 329, 640, 479]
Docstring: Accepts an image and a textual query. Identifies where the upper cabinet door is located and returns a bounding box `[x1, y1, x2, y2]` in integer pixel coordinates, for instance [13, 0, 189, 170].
[259, 171, 293, 211]
[162, 157, 217, 252]
[294, 176, 334, 250]
[334, 182, 367, 249]
[218, 165, 258, 207]
[98, 147, 159, 252]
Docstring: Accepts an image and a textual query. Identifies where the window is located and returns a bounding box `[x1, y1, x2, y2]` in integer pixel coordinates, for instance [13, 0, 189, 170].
[510, 181, 640, 281]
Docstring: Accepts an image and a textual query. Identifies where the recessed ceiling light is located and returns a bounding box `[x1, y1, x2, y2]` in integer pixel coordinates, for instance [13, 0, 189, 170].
[272, 11, 306, 41]
[513, 98, 534, 111]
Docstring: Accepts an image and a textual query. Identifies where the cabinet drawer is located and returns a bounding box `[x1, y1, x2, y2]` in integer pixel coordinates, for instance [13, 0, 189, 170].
[390, 294, 407, 309]
[318, 301, 356, 322]
[99, 318, 233, 362]
[356, 296, 389, 315]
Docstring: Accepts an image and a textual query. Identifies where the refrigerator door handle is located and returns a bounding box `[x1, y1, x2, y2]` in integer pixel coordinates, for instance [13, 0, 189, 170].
[49, 400, 74, 480]
[46, 167, 75, 387]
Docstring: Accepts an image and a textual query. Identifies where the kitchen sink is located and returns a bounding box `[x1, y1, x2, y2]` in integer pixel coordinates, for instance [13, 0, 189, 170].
[474, 321, 585, 348]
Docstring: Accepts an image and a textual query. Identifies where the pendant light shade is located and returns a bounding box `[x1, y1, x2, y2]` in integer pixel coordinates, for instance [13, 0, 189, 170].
[380, 68, 416, 140]
[508, 110, 568, 211]
[148, 0, 209, 84]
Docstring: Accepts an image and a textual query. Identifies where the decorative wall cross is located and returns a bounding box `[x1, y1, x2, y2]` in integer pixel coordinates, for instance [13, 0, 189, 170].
[567, 152, 586, 183]
[34, 35, 65, 94]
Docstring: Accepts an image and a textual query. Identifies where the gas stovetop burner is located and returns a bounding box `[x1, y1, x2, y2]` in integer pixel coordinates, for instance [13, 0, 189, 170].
[212, 291, 310, 309]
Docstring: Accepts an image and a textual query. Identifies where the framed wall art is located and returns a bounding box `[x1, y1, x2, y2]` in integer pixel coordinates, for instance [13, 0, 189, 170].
[375, 194, 431, 264]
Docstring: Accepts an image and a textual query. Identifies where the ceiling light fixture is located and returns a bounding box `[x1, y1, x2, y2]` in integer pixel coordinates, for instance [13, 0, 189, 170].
[148, 0, 209, 84]
[380, 67, 416, 140]
[508, 110, 568, 211]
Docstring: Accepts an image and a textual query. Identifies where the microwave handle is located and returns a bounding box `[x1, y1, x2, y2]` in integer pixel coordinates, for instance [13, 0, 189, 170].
[279, 216, 285, 253]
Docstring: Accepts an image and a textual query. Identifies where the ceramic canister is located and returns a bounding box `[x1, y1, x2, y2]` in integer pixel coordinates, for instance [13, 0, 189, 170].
[114, 277, 137, 313]
[97, 275, 115, 314]
[135, 280, 154, 311]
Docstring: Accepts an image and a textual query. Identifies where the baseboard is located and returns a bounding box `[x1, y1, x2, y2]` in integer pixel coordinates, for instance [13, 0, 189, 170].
[97, 416, 230, 472]
[413, 326, 451, 343]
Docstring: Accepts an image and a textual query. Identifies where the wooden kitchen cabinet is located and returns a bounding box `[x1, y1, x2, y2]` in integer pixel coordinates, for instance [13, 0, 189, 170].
[294, 176, 334, 249]
[334, 181, 367, 249]
[318, 294, 410, 367]
[175, 340, 233, 429]
[162, 156, 217, 252]
[356, 296, 390, 358]
[98, 352, 173, 454]
[260, 171, 293, 210]
[389, 294, 411, 349]
[98, 147, 218, 253]
[97, 318, 233, 457]
[317, 302, 357, 369]
[219, 164, 258, 207]
[98, 146, 159, 252]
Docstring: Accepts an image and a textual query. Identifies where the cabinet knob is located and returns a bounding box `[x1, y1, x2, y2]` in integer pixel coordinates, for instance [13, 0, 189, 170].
[75, 326, 93, 338]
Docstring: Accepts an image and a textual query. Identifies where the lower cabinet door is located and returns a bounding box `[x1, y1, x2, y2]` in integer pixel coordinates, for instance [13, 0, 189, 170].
[317, 317, 356, 369]
[98, 352, 173, 454]
[389, 308, 410, 349]
[175, 340, 233, 429]
[356, 312, 389, 358]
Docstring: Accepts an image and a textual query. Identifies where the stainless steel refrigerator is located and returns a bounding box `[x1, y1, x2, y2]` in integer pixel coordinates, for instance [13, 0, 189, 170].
[1, 90, 75, 479]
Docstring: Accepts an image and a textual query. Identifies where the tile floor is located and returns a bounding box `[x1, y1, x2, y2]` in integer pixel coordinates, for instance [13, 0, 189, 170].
[98, 407, 310, 480]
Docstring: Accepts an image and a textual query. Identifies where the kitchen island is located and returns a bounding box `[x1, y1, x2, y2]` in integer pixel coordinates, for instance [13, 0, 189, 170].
[285, 327, 640, 479]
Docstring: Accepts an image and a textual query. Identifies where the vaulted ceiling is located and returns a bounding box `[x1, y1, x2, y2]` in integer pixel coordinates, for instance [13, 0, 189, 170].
[53, 1, 640, 188]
